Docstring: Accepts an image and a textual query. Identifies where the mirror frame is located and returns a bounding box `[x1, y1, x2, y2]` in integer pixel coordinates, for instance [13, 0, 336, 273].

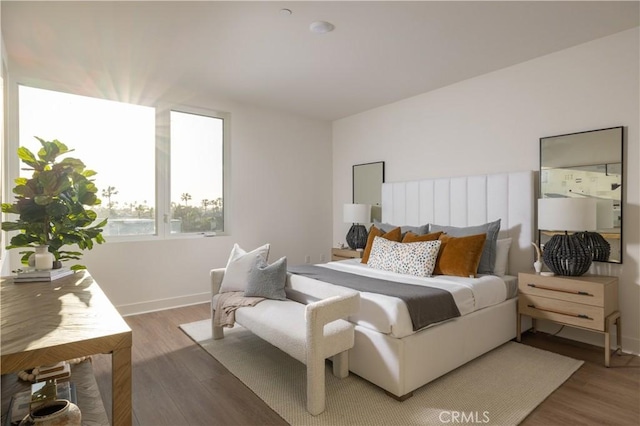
[352, 161, 385, 222]
[539, 126, 624, 264]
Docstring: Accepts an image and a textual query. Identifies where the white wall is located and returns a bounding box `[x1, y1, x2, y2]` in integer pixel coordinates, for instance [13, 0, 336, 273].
[0, 3, 6, 274]
[333, 28, 640, 354]
[3, 72, 333, 315]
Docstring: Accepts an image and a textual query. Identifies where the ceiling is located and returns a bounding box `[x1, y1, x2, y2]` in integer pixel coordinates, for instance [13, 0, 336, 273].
[2, 1, 639, 121]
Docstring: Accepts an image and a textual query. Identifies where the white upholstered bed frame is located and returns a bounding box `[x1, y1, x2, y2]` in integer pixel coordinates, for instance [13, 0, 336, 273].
[348, 170, 535, 398]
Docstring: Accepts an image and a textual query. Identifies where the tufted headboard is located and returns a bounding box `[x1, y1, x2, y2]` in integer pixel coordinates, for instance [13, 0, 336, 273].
[381, 171, 535, 275]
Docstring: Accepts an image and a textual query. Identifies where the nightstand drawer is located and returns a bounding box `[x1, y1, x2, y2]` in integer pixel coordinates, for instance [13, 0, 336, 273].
[518, 274, 610, 307]
[519, 294, 605, 331]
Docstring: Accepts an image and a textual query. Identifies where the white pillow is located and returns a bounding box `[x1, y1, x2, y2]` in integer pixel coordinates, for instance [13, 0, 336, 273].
[493, 238, 512, 276]
[220, 243, 270, 293]
[367, 236, 441, 277]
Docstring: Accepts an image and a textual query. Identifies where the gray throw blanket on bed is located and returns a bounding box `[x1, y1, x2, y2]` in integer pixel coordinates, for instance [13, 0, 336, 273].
[288, 265, 461, 331]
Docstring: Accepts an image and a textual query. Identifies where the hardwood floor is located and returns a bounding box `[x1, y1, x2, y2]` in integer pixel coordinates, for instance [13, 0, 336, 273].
[88, 303, 638, 425]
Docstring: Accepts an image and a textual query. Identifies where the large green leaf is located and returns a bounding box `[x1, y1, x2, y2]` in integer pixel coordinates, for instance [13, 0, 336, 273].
[17, 199, 47, 222]
[8, 233, 42, 247]
[16, 147, 40, 169]
[36, 137, 71, 163]
[1, 222, 23, 231]
[58, 157, 85, 173]
[1, 203, 18, 214]
[46, 200, 69, 217]
[34, 194, 53, 206]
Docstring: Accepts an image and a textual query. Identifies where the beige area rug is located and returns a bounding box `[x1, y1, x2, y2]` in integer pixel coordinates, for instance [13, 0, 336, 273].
[180, 320, 583, 426]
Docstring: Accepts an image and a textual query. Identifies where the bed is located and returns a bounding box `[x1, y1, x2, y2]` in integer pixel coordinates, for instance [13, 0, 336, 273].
[289, 170, 535, 399]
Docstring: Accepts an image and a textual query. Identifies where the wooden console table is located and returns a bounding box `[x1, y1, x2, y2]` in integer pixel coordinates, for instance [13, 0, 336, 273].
[1, 271, 132, 425]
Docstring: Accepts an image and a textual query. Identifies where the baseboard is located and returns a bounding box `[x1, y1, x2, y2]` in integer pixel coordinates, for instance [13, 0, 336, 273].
[117, 292, 210, 316]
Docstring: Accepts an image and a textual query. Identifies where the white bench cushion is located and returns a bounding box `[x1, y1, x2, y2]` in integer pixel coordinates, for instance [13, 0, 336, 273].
[236, 299, 354, 363]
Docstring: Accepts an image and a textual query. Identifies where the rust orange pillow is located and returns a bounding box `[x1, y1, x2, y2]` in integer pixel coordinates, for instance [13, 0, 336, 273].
[361, 226, 402, 263]
[434, 233, 487, 277]
[402, 231, 443, 243]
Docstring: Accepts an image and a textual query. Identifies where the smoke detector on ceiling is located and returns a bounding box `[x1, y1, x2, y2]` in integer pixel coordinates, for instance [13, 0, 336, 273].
[309, 21, 335, 34]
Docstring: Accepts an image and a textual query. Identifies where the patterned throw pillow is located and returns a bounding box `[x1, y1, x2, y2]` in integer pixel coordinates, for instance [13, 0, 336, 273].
[367, 236, 441, 277]
[361, 226, 402, 264]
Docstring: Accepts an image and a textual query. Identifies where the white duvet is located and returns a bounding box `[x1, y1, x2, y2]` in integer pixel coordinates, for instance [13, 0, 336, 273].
[318, 259, 508, 338]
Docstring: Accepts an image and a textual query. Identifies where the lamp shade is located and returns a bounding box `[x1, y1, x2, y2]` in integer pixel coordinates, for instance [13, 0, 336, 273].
[596, 199, 614, 230]
[538, 198, 597, 231]
[343, 204, 371, 224]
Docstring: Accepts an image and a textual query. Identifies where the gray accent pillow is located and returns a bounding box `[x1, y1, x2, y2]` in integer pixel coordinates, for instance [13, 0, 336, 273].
[429, 219, 501, 275]
[245, 256, 287, 300]
[373, 220, 429, 235]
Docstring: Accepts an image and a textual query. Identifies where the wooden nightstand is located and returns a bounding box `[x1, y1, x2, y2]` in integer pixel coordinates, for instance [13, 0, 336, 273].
[331, 248, 364, 261]
[517, 271, 621, 367]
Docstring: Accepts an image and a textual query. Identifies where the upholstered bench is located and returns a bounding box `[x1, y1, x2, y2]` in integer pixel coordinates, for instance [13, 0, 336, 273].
[210, 268, 360, 415]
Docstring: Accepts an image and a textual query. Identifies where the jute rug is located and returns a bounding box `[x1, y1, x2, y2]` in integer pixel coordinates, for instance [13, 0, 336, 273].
[180, 320, 583, 425]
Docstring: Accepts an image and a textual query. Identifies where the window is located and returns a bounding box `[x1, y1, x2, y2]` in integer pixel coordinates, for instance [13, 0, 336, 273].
[17, 85, 227, 239]
[170, 110, 224, 234]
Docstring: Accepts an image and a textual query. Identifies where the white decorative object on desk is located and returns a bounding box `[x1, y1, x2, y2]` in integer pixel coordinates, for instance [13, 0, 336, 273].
[533, 261, 542, 273]
[531, 242, 543, 273]
[34, 245, 54, 271]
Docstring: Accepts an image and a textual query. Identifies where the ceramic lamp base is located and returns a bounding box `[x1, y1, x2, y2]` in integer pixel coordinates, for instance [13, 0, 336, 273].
[346, 224, 368, 250]
[576, 231, 611, 262]
[542, 233, 592, 276]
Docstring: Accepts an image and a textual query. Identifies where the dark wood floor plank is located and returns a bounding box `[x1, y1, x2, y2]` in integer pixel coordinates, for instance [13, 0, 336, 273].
[130, 358, 186, 426]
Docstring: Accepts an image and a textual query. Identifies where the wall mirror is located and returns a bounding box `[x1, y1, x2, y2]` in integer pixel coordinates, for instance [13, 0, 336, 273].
[540, 126, 623, 263]
[353, 161, 385, 222]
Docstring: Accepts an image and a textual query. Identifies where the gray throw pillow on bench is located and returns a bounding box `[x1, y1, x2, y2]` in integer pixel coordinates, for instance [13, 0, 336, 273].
[245, 256, 288, 300]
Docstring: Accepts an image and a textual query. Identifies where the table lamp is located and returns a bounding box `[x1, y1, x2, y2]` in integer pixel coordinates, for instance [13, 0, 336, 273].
[343, 204, 371, 250]
[538, 198, 597, 276]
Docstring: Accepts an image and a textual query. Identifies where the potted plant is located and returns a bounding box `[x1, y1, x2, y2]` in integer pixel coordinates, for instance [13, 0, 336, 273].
[1, 137, 107, 270]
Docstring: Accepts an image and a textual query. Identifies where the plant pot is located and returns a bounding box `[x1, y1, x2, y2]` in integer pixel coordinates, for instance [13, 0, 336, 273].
[31, 245, 55, 271]
[19, 399, 81, 426]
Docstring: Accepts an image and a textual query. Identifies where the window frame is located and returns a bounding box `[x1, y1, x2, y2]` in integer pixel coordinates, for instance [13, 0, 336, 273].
[163, 104, 230, 239]
[9, 80, 231, 243]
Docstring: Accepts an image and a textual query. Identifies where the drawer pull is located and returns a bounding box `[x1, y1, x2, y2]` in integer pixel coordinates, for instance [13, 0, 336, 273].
[527, 304, 593, 320]
[527, 283, 593, 296]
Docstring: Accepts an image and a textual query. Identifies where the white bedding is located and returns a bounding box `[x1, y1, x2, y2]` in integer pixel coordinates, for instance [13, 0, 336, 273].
[318, 259, 508, 338]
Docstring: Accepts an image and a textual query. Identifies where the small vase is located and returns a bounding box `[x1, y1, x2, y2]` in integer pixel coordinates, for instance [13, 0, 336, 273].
[533, 260, 542, 273]
[20, 399, 81, 426]
[33, 245, 55, 271]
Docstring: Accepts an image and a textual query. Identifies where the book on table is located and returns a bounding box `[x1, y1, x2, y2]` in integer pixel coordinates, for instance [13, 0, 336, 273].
[36, 361, 67, 375]
[35, 363, 71, 382]
[13, 267, 74, 283]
